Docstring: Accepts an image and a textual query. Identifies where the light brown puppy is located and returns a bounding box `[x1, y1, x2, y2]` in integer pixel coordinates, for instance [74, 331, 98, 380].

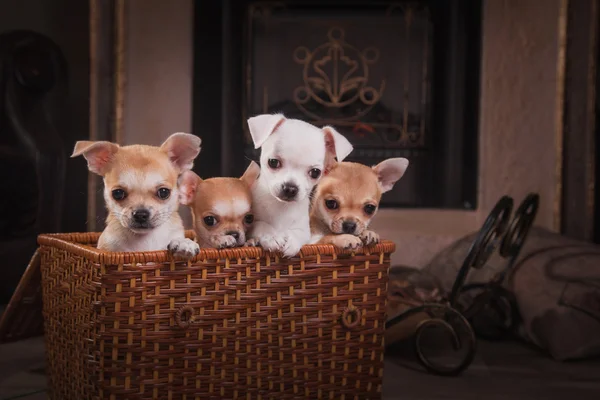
[71, 133, 202, 258]
[179, 162, 260, 248]
[309, 158, 409, 249]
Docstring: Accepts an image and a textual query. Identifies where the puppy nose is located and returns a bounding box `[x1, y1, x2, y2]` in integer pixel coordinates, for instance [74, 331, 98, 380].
[226, 231, 240, 240]
[132, 209, 150, 223]
[342, 221, 357, 234]
[281, 183, 299, 198]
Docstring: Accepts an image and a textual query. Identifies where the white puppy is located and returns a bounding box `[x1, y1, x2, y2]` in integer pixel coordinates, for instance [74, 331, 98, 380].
[246, 113, 353, 257]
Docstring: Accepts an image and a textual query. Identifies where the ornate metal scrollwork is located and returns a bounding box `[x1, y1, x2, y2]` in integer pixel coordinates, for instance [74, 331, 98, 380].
[293, 27, 385, 122]
[457, 194, 540, 340]
[385, 193, 540, 375]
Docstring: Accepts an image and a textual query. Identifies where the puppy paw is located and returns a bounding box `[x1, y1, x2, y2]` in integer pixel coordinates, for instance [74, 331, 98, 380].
[168, 238, 200, 260]
[258, 235, 288, 253]
[281, 237, 302, 258]
[330, 234, 362, 250]
[244, 238, 260, 247]
[360, 229, 380, 246]
[210, 235, 238, 249]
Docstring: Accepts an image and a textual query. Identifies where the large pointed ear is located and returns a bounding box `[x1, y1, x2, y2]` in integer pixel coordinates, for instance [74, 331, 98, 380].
[240, 161, 260, 188]
[323, 126, 353, 169]
[178, 170, 201, 205]
[372, 157, 409, 193]
[160, 132, 202, 172]
[71, 140, 119, 176]
[247, 113, 286, 149]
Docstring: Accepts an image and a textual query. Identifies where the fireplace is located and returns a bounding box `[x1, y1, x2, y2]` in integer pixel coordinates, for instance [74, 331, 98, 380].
[193, 0, 482, 208]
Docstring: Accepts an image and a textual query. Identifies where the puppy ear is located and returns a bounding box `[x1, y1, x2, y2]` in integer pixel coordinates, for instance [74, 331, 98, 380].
[240, 161, 260, 188]
[323, 126, 353, 169]
[247, 113, 286, 149]
[71, 140, 119, 176]
[160, 132, 202, 172]
[372, 157, 409, 193]
[178, 170, 201, 205]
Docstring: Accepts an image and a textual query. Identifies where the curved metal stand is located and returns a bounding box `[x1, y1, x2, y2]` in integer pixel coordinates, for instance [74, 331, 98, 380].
[457, 194, 539, 340]
[385, 193, 540, 375]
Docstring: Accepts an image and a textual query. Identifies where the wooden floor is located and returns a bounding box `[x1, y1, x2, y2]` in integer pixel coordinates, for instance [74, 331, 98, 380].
[1, 324, 599, 399]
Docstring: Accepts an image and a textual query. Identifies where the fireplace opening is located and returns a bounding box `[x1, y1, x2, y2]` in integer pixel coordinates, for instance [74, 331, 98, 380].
[193, 0, 482, 208]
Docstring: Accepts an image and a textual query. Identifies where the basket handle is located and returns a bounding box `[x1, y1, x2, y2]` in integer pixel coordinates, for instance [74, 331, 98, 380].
[175, 305, 196, 329]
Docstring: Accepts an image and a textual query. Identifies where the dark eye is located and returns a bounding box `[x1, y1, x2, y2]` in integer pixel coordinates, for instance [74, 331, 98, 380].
[157, 187, 171, 200]
[325, 199, 338, 210]
[268, 158, 281, 169]
[244, 214, 254, 224]
[309, 168, 321, 179]
[364, 204, 377, 215]
[111, 189, 126, 201]
[203, 216, 217, 226]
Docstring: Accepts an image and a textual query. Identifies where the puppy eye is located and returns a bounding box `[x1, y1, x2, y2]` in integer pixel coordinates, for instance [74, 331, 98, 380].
[268, 158, 281, 169]
[309, 168, 321, 179]
[112, 189, 126, 201]
[325, 199, 338, 210]
[244, 214, 254, 224]
[157, 188, 171, 200]
[364, 204, 377, 215]
[203, 216, 217, 227]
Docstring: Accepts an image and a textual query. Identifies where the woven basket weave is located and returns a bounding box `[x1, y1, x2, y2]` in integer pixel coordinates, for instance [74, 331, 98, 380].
[38, 232, 395, 400]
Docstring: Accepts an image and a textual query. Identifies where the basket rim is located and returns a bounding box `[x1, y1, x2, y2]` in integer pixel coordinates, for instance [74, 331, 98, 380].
[37, 231, 396, 264]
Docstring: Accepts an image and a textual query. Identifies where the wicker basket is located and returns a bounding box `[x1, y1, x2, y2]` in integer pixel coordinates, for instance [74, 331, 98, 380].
[37, 232, 395, 400]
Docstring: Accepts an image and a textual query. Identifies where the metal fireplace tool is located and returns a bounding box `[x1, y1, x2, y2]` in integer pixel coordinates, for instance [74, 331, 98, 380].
[385, 193, 540, 376]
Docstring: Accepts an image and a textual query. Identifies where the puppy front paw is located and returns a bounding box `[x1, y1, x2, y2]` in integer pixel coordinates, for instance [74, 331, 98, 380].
[168, 238, 200, 260]
[360, 229, 380, 246]
[330, 234, 362, 250]
[244, 238, 260, 247]
[258, 235, 288, 253]
[210, 235, 238, 249]
[281, 237, 302, 258]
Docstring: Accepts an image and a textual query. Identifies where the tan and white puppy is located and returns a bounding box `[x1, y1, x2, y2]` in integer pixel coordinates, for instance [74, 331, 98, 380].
[246, 114, 353, 257]
[178, 162, 260, 249]
[71, 133, 202, 258]
[310, 158, 409, 249]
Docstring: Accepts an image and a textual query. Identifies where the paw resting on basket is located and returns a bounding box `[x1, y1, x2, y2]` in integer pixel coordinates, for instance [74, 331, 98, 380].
[167, 238, 200, 259]
[256, 234, 302, 258]
[360, 229, 380, 246]
[328, 234, 363, 250]
[208, 234, 238, 249]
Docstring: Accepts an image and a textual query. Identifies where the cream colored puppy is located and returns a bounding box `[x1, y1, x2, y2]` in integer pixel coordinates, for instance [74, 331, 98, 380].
[310, 158, 409, 249]
[178, 162, 260, 248]
[71, 133, 202, 258]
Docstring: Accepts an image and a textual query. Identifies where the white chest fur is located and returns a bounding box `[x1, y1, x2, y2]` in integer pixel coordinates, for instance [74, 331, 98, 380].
[99, 219, 184, 252]
[250, 176, 311, 244]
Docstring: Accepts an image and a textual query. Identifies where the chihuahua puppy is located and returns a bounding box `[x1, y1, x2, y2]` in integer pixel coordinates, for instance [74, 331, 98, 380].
[246, 114, 353, 257]
[178, 162, 260, 249]
[310, 158, 409, 249]
[71, 133, 202, 258]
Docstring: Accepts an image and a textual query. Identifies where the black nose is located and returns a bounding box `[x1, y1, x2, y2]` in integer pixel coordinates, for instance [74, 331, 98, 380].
[132, 209, 150, 223]
[281, 183, 299, 199]
[226, 231, 240, 240]
[342, 221, 357, 234]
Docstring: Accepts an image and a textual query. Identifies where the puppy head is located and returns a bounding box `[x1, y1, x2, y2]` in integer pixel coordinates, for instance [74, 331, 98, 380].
[313, 158, 409, 235]
[179, 161, 259, 246]
[247, 114, 353, 202]
[72, 133, 201, 233]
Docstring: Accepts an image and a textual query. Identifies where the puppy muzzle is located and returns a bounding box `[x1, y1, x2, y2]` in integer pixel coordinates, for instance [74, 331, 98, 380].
[225, 230, 245, 245]
[277, 182, 300, 202]
[128, 208, 154, 230]
[331, 218, 364, 235]
[342, 220, 357, 234]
